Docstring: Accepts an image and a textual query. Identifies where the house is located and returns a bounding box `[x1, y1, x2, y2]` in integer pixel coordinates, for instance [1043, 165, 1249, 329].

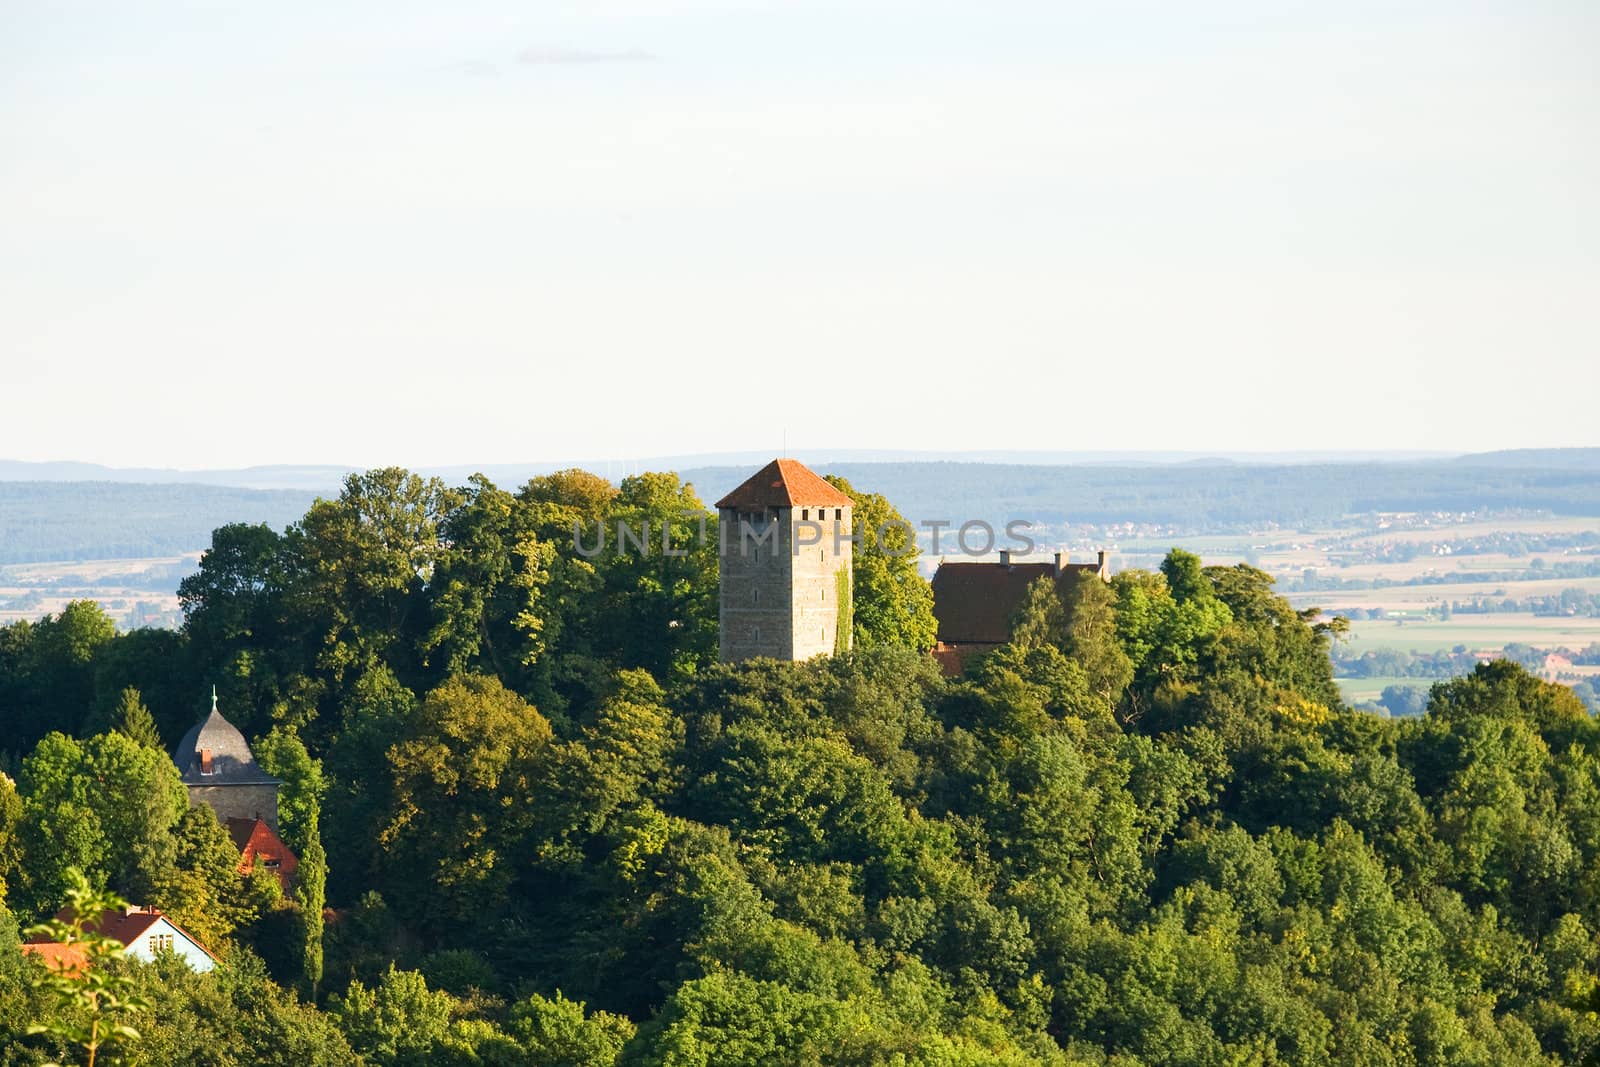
[228, 816, 298, 893]
[1543, 652, 1574, 680]
[930, 551, 1110, 675]
[23, 905, 218, 974]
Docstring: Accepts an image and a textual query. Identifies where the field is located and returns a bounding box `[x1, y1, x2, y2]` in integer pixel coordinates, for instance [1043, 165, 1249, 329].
[1333, 675, 1432, 703]
[0, 555, 191, 629]
[1338, 614, 1600, 654]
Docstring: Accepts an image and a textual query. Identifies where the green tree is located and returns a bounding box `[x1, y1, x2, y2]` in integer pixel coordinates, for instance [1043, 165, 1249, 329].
[23, 868, 151, 1067]
[825, 476, 937, 652]
[376, 674, 553, 925]
[1060, 570, 1133, 707]
[109, 688, 163, 750]
[1008, 576, 1065, 653]
[297, 812, 328, 999]
[508, 990, 634, 1067]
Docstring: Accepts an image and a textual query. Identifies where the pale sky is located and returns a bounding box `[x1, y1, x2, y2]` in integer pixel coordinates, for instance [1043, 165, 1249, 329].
[2, 1, 1596, 470]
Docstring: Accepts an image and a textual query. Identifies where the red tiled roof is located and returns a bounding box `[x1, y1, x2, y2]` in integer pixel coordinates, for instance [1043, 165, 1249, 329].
[715, 459, 854, 510]
[20, 941, 88, 975]
[38, 905, 219, 963]
[52, 906, 162, 945]
[228, 816, 299, 892]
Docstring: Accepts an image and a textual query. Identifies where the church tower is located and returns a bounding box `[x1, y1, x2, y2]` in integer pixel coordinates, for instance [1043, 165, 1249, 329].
[171, 689, 282, 834]
[716, 458, 854, 661]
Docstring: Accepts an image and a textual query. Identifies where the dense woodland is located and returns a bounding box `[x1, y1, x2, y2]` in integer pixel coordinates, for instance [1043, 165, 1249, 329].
[4, 468, 1600, 1063]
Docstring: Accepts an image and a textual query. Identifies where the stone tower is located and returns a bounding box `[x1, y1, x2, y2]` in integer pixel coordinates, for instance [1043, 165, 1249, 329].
[716, 458, 854, 662]
[171, 689, 281, 834]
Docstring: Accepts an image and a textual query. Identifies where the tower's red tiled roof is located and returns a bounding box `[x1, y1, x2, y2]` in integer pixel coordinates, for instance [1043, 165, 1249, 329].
[715, 458, 854, 510]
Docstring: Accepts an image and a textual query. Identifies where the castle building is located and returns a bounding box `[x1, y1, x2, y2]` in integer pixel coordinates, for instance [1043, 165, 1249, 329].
[172, 690, 282, 835]
[930, 550, 1111, 674]
[716, 458, 854, 662]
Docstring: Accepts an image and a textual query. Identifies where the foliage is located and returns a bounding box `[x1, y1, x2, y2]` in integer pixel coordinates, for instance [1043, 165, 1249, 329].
[22, 868, 151, 1067]
[7, 469, 1600, 1064]
[825, 475, 938, 653]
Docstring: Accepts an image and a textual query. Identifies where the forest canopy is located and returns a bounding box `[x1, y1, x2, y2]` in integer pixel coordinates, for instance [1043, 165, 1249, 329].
[3, 467, 1600, 1065]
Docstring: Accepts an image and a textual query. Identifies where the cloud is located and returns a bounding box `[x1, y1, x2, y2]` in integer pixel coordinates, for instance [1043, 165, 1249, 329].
[518, 46, 657, 65]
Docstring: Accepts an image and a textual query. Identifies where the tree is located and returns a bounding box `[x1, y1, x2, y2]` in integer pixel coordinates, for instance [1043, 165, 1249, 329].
[297, 812, 328, 999]
[825, 476, 937, 653]
[1060, 571, 1133, 707]
[109, 688, 163, 750]
[376, 674, 553, 925]
[23, 868, 151, 1067]
[1008, 576, 1065, 653]
[288, 468, 464, 691]
[3, 602, 117, 748]
[333, 965, 456, 1067]
[255, 727, 325, 857]
[508, 990, 634, 1067]
[17, 731, 187, 915]
[255, 726, 328, 997]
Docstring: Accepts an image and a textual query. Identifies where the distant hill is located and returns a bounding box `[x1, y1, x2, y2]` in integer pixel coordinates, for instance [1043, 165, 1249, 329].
[0, 448, 1466, 493]
[1452, 449, 1600, 470]
[680, 460, 1600, 532]
[3, 448, 1597, 564]
[0, 482, 316, 564]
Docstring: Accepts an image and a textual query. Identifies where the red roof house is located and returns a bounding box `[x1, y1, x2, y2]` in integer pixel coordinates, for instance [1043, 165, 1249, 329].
[227, 816, 299, 892]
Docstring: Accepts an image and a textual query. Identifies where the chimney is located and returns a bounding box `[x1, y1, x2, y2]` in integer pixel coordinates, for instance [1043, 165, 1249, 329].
[1054, 551, 1068, 575]
[1097, 550, 1109, 576]
[998, 550, 1011, 567]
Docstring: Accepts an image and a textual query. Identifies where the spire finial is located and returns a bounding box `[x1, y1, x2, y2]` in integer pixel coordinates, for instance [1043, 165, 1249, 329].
[211, 685, 218, 713]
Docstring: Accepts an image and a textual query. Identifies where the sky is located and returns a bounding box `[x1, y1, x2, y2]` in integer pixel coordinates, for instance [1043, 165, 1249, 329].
[1, 0, 1596, 470]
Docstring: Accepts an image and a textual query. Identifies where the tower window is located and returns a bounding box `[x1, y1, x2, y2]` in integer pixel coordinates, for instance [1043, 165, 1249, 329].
[753, 588, 760, 605]
[200, 749, 214, 775]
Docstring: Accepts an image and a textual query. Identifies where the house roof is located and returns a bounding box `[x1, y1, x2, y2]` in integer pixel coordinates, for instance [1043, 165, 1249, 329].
[227, 816, 299, 891]
[27, 905, 219, 968]
[715, 459, 854, 511]
[33, 905, 219, 963]
[20, 941, 88, 975]
[172, 698, 279, 787]
[931, 562, 1057, 645]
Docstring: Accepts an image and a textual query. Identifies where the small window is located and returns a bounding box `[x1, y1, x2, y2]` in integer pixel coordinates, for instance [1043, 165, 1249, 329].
[754, 625, 762, 643]
[752, 588, 760, 605]
[820, 588, 825, 601]
[801, 509, 809, 520]
[835, 509, 842, 520]
[200, 749, 214, 775]
[819, 548, 824, 561]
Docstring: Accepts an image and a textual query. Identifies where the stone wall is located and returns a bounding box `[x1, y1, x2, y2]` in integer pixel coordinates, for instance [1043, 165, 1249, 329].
[718, 505, 852, 662]
[187, 783, 280, 835]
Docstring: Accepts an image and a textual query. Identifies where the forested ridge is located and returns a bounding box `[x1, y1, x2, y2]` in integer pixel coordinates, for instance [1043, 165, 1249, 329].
[4, 468, 1600, 1064]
